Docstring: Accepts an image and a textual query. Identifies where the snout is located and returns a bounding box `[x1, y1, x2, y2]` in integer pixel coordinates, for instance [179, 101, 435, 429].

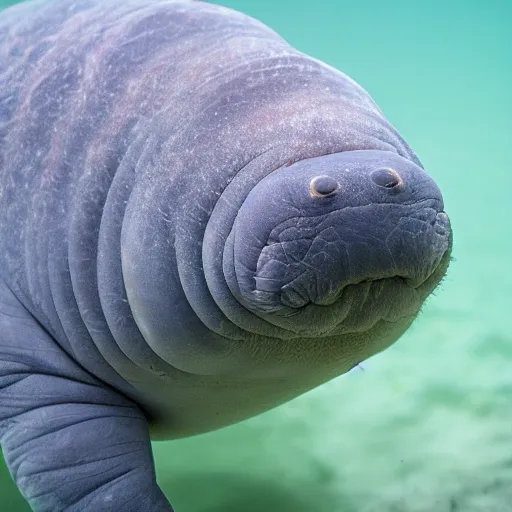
[222, 150, 452, 318]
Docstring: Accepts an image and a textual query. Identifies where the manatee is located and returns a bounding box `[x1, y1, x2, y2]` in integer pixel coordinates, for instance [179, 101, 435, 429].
[0, 0, 452, 510]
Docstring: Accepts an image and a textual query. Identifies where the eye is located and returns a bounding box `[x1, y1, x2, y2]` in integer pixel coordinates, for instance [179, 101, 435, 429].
[370, 168, 403, 189]
[309, 175, 339, 198]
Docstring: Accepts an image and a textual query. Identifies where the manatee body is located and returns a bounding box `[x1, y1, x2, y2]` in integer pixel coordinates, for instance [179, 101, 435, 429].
[0, 0, 452, 510]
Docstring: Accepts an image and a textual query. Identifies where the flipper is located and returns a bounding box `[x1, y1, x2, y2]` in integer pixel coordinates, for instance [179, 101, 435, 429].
[0, 282, 172, 511]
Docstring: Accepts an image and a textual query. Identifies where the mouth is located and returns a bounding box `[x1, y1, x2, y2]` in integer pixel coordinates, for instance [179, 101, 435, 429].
[248, 253, 451, 321]
[237, 204, 452, 318]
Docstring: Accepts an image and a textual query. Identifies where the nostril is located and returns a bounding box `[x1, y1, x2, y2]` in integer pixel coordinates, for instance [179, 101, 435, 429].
[310, 175, 339, 198]
[370, 168, 403, 190]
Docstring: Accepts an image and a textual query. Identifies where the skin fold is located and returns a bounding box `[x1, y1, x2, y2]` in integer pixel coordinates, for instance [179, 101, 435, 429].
[0, 0, 452, 510]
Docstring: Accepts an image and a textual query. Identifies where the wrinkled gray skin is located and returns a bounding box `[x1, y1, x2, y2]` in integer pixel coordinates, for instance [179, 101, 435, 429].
[0, 0, 452, 510]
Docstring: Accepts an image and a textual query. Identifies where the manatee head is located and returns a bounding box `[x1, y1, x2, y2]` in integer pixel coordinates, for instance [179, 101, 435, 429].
[118, 149, 451, 434]
[195, 149, 452, 382]
[224, 149, 451, 328]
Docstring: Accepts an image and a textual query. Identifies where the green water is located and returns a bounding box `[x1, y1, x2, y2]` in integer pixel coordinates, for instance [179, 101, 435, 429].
[1, 0, 511, 511]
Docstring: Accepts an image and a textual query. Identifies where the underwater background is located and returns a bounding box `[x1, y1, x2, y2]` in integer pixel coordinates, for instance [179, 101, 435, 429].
[0, 0, 510, 510]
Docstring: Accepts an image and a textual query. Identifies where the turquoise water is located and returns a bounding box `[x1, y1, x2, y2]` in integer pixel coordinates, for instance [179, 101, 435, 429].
[1, 0, 511, 510]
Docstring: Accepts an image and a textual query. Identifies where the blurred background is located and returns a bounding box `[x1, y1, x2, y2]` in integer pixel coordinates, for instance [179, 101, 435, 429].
[1, 0, 511, 510]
